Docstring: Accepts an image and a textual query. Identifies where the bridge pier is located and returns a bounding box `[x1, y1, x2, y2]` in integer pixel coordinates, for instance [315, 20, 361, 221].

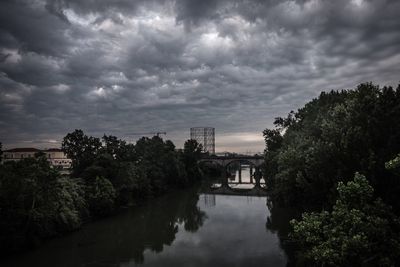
[221, 167, 229, 188]
[250, 166, 253, 183]
[248, 166, 267, 195]
[254, 167, 262, 188]
[238, 163, 242, 183]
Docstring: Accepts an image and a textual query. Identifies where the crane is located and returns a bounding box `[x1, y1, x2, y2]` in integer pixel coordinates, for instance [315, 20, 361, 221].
[127, 131, 167, 137]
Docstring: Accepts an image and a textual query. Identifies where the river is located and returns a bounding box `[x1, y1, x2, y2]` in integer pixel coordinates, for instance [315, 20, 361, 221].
[2, 167, 294, 267]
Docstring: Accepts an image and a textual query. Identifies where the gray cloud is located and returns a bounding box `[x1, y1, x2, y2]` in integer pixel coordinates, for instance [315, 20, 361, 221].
[0, 0, 399, 152]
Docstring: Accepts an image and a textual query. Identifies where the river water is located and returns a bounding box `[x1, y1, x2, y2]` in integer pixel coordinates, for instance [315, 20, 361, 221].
[2, 168, 293, 267]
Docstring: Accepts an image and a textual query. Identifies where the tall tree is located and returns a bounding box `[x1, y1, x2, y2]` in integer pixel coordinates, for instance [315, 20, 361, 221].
[182, 139, 203, 181]
[62, 129, 102, 177]
[264, 83, 400, 209]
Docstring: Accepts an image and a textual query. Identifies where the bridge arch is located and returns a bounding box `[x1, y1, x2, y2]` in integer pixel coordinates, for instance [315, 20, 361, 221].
[198, 156, 264, 168]
[199, 155, 265, 186]
[199, 155, 267, 194]
[225, 159, 259, 168]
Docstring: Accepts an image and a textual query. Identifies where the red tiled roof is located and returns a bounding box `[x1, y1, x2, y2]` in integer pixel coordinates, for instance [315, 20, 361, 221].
[4, 148, 42, 152]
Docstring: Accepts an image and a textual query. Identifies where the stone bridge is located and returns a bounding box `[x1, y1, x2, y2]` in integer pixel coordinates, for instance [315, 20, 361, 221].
[199, 155, 267, 195]
[199, 155, 264, 168]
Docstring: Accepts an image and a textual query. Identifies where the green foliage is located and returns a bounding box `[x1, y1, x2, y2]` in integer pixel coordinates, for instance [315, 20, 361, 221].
[53, 177, 87, 231]
[264, 83, 400, 265]
[181, 139, 203, 181]
[264, 83, 400, 208]
[0, 157, 85, 252]
[291, 173, 400, 266]
[386, 154, 400, 175]
[62, 129, 102, 177]
[115, 162, 150, 203]
[101, 134, 136, 162]
[62, 130, 206, 204]
[0, 131, 204, 253]
[62, 130, 203, 203]
[134, 136, 190, 194]
[86, 176, 116, 217]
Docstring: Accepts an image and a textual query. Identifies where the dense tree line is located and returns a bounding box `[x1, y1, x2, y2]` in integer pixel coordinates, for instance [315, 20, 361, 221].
[0, 154, 86, 253]
[264, 83, 400, 209]
[263, 83, 400, 265]
[0, 133, 204, 254]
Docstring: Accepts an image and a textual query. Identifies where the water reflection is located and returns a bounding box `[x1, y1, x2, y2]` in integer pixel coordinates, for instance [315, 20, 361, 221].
[2, 186, 290, 267]
[266, 200, 299, 266]
[226, 164, 259, 186]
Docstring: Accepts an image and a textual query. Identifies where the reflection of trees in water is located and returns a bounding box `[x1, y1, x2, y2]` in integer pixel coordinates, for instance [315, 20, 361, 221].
[75, 187, 207, 266]
[265, 199, 300, 267]
[132, 187, 206, 264]
[176, 190, 207, 233]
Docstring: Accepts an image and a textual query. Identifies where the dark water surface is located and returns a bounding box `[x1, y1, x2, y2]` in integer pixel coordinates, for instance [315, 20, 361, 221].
[2, 185, 292, 267]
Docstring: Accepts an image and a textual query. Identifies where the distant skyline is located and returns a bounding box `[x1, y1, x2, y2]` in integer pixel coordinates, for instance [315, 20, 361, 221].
[1, 0, 400, 152]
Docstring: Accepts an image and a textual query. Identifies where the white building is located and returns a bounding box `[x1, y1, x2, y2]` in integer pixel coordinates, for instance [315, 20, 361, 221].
[43, 148, 72, 169]
[2, 148, 72, 170]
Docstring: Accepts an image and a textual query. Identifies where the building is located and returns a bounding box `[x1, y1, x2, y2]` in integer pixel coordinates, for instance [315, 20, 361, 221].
[2, 148, 72, 170]
[43, 148, 72, 169]
[2, 147, 41, 160]
[190, 127, 215, 154]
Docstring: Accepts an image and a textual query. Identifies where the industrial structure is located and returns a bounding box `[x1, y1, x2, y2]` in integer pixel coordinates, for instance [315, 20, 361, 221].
[190, 127, 215, 154]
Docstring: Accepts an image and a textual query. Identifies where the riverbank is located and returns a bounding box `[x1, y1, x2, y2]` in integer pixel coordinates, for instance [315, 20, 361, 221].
[1, 185, 293, 267]
[0, 134, 206, 256]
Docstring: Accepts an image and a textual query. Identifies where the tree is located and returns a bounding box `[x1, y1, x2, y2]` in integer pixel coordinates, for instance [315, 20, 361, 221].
[86, 176, 116, 217]
[115, 162, 150, 204]
[0, 131, 205, 254]
[386, 153, 400, 176]
[101, 134, 135, 161]
[63, 131, 204, 206]
[264, 83, 400, 209]
[62, 129, 102, 177]
[291, 173, 400, 266]
[181, 139, 203, 181]
[0, 156, 86, 252]
[134, 136, 168, 194]
[134, 136, 192, 194]
[183, 139, 203, 161]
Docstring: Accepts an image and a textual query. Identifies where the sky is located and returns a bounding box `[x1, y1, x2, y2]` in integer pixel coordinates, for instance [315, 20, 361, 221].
[0, 0, 399, 152]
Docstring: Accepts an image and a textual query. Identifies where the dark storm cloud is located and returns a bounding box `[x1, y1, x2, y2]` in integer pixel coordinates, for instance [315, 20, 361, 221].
[1, 0, 400, 151]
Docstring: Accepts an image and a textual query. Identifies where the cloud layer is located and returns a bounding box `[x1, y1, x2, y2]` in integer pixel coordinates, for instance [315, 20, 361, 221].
[1, 0, 400, 152]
